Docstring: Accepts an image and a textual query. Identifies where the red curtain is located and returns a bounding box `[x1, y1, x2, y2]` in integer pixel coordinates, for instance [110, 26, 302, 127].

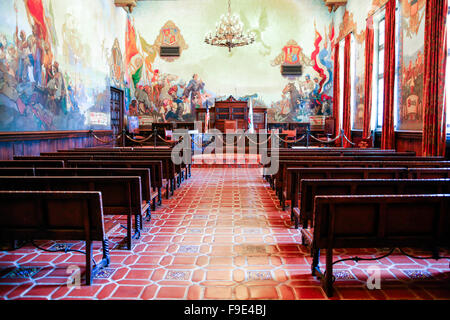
[381, 0, 396, 150]
[422, 0, 448, 156]
[342, 34, 352, 148]
[332, 43, 340, 139]
[363, 16, 375, 139]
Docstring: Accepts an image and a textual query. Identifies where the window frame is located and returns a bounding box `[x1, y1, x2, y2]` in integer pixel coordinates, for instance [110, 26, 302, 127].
[371, 4, 400, 132]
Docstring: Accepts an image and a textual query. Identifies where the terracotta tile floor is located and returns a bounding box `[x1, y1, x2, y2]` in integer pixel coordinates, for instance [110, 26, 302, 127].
[0, 167, 449, 300]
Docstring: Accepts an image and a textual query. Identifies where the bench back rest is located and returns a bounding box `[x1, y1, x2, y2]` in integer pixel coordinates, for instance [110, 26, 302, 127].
[313, 194, 450, 249]
[0, 191, 105, 241]
[0, 176, 142, 215]
[17, 155, 173, 179]
[301, 179, 450, 227]
[0, 160, 64, 168]
[0, 168, 35, 176]
[34, 168, 152, 202]
[408, 168, 450, 179]
[66, 160, 163, 188]
[278, 160, 450, 190]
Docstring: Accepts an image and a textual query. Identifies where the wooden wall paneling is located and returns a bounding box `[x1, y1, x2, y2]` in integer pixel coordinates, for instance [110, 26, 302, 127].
[395, 131, 422, 156]
[0, 130, 113, 160]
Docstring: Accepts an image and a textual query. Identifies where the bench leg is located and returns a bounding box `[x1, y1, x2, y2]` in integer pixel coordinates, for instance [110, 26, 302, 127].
[85, 240, 93, 285]
[146, 201, 152, 222]
[135, 214, 141, 238]
[311, 247, 320, 276]
[324, 248, 334, 297]
[127, 214, 132, 250]
[102, 238, 111, 266]
[170, 179, 175, 195]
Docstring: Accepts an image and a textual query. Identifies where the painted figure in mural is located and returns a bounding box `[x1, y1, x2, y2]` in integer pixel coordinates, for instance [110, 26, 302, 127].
[282, 82, 302, 115]
[129, 99, 138, 116]
[151, 69, 160, 106]
[164, 99, 179, 122]
[46, 62, 66, 115]
[135, 85, 153, 115]
[43, 41, 53, 86]
[298, 75, 315, 98]
[66, 80, 79, 112]
[31, 23, 43, 87]
[168, 81, 185, 121]
[183, 73, 205, 118]
[15, 29, 30, 83]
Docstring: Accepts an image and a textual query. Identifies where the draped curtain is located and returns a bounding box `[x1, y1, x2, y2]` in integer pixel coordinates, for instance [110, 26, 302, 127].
[332, 43, 341, 140]
[422, 0, 448, 156]
[381, 0, 396, 150]
[363, 16, 375, 140]
[342, 34, 352, 148]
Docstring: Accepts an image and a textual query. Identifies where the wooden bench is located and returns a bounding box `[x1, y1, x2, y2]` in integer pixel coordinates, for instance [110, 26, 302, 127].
[276, 160, 450, 208]
[0, 191, 110, 285]
[288, 167, 408, 224]
[0, 166, 158, 220]
[17, 155, 175, 197]
[53, 147, 191, 179]
[407, 168, 450, 179]
[36, 167, 158, 219]
[309, 194, 450, 297]
[0, 160, 64, 168]
[42, 150, 190, 187]
[293, 178, 450, 230]
[0, 167, 35, 176]
[65, 160, 165, 201]
[0, 176, 146, 250]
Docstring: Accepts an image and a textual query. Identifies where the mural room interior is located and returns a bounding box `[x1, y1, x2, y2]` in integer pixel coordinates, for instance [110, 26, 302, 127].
[0, 0, 447, 157]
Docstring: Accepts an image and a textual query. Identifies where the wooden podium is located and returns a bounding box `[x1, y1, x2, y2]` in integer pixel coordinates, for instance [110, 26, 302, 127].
[196, 96, 267, 132]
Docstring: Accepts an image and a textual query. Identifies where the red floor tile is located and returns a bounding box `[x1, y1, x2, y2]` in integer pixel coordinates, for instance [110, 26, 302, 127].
[0, 167, 448, 301]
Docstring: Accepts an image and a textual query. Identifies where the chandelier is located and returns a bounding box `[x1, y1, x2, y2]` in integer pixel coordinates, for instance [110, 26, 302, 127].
[204, 0, 255, 52]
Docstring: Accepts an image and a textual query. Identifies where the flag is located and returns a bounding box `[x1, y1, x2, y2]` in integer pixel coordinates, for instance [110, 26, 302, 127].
[24, 0, 48, 41]
[125, 15, 143, 88]
[248, 98, 254, 133]
[205, 99, 210, 133]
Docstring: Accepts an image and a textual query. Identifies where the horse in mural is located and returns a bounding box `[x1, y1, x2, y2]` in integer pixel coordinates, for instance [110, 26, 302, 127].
[282, 82, 303, 114]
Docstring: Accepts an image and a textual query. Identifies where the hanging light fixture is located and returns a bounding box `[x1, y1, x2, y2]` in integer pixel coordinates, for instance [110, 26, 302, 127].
[204, 0, 255, 52]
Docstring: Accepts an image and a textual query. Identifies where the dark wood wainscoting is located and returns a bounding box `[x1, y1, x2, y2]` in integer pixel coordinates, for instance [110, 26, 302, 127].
[395, 131, 422, 156]
[352, 130, 422, 155]
[0, 130, 114, 160]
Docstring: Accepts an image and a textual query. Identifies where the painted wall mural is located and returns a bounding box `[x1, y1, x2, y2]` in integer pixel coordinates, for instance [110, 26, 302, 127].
[0, 0, 126, 132]
[397, 0, 426, 131]
[126, 0, 334, 125]
[336, 0, 426, 133]
[270, 28, 334, 123]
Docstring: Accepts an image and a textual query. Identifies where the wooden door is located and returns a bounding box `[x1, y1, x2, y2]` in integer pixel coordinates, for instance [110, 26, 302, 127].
[110, 87, 124, 147]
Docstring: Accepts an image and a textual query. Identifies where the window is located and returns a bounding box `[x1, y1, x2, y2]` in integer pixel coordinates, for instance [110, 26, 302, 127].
[373, 16, 385, 130]
[339, 38, 345, 131]
[350, 33, 357, 129]
[372, 5, 400, 131]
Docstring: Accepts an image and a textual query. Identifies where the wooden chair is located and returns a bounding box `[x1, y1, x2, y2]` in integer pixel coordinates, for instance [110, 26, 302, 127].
[281, 130, 297, 148]
[224, 120, 238, 133]
[163, 129, 178, 147]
